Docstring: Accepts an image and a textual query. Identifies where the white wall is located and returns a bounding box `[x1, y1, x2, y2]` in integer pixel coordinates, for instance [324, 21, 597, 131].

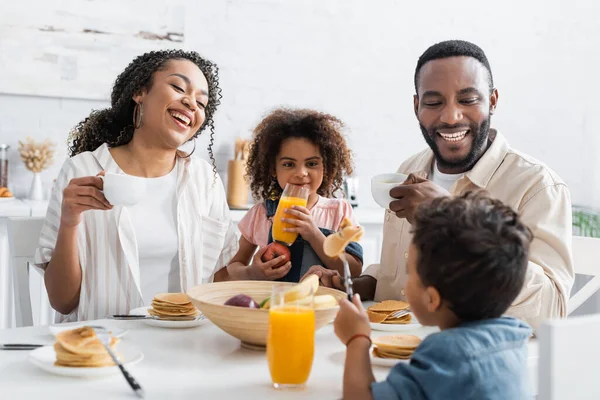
[1, 0, 599, 210]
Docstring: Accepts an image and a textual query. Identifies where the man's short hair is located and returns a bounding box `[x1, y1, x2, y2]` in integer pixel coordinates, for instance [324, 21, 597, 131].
[414, 40, 494, 94]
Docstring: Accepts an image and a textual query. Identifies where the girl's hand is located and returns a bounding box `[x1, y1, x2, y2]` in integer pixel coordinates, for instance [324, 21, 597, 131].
[281, 206, 321, 242]
[334, 294, 371, 345]
[247, 247, 292, 280]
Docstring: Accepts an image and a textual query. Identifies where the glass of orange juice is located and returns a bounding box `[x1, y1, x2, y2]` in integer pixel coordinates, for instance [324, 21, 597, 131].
[267, 284, 315, 389]
[272, 183, 310, 246]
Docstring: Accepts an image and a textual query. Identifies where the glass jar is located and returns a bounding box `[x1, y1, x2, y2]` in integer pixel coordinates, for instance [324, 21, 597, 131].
[0, 144, 8, 188]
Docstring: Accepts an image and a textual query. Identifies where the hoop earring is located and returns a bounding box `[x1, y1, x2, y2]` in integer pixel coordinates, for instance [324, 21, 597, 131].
[133, 103, 144, 129]
[181, 139, 197, 158]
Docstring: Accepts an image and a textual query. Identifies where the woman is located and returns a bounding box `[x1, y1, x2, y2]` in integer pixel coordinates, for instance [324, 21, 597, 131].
[34, 50, 238, 322]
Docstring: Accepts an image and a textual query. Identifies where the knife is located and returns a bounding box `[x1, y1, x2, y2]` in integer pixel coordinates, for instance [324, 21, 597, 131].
[339, 253, 354, 301]
[108, 315, 202, 321]
[1, 344, 45, 350]
[108, 315, 150, 319]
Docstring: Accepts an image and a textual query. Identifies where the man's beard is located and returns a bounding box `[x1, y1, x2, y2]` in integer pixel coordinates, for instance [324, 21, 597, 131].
[419, 115, 491, 172]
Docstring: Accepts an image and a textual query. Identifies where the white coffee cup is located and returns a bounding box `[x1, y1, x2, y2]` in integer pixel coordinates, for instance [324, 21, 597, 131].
[371, 173, 408, 209]
[99, 173, 147, 206]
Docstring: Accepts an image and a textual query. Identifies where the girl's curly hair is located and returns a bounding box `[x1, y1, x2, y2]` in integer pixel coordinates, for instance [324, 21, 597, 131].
[68, 49, 222, 172]
[246, 108, 354, 201]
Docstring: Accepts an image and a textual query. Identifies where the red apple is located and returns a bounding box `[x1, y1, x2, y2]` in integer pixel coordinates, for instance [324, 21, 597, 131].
[261, 242, 291, 268]
[224, 294, 259, 309]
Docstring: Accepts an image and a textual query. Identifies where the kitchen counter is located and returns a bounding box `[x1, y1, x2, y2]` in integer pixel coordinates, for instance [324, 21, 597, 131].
[0, 198, 49, 218]
[1, 199, 385, 224]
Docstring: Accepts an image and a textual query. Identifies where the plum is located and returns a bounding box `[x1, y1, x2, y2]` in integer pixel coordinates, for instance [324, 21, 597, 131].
[224, 294, 259, 309]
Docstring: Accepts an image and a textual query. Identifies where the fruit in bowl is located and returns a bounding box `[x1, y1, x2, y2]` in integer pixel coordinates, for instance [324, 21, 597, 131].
[224, 294, 260, 309]
[187, 278, 346, 349]
[259, 274, 318, 309]
[257, 275, 338, 310]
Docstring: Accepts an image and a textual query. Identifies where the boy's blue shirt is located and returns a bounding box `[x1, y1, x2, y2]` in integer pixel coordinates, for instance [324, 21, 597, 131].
[371, 317, 532, 400]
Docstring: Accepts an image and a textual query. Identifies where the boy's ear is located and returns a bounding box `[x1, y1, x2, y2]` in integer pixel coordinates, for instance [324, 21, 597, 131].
[425, 286, 442, 312]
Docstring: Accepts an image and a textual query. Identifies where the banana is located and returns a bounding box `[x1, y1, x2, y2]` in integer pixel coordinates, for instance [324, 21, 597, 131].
[283, 274, 319, 303]
[259, 274, 322, 309]
[296, 294, 338, 309]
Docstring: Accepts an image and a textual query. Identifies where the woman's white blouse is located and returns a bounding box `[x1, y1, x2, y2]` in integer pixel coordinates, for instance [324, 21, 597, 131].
[34, 143, 238, 322]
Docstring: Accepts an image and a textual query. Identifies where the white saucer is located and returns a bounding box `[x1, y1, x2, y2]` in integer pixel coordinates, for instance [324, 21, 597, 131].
[370, 313, 422, 332]
[48, 323, 128, 339]
[129, 306, 207, 329]
[29, 345, 143, 377]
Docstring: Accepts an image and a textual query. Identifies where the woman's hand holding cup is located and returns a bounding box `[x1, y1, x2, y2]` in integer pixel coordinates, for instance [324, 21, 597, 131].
[61, 172, 112, 228]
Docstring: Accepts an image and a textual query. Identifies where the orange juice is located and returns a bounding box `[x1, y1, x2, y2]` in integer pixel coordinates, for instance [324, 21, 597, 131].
[267, 305, 315, 386]
[272, 196, 308, 245]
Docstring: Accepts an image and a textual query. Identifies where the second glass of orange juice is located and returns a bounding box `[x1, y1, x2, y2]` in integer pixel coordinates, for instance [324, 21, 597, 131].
[267, 284, 315, 389]
[272, 183, 310, 245]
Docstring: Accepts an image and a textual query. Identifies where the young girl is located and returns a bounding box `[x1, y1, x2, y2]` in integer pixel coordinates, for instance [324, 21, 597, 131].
[216, 108, 363, 283]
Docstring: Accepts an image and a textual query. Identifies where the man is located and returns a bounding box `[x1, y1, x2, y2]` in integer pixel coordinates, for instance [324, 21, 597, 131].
[307, 40, 573, 329]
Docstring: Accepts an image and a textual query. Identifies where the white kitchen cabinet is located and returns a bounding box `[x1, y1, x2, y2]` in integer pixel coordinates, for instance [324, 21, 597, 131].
[0, 200, 48, 329]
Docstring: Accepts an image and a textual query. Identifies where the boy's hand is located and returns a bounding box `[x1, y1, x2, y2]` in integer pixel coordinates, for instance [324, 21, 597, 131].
[334, 294, 371, 345]
[281, 206, 321, 242]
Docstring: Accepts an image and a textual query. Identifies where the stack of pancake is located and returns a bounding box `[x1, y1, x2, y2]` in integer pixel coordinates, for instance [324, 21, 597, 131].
[54, 326, 119, 367]
[149, 293, 199, 319]
[372, 334, 422, 360]
[367, 300, 411, 324]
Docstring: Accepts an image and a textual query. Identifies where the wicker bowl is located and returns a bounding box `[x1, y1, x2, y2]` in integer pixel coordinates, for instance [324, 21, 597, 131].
[187, 280, 345, 349]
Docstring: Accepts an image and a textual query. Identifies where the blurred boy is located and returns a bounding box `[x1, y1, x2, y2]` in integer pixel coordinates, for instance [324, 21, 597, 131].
[334, 191, 533, 400]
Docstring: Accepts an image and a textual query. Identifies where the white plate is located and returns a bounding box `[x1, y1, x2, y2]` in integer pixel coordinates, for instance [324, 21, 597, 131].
[370, 313, 422, 332]
[48, 323, 128, 339]
[0, 197, 15, 202]
[29, 345, 143, 377]
[129, 306, 207, 329]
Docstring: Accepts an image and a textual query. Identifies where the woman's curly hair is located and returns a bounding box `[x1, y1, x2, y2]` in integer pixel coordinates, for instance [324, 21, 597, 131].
[68, 49, 222, 171]
[246, 108, 354, 201]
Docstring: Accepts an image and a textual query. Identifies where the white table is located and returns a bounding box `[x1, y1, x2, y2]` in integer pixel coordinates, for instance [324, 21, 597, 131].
[0, 319, 539, 399]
